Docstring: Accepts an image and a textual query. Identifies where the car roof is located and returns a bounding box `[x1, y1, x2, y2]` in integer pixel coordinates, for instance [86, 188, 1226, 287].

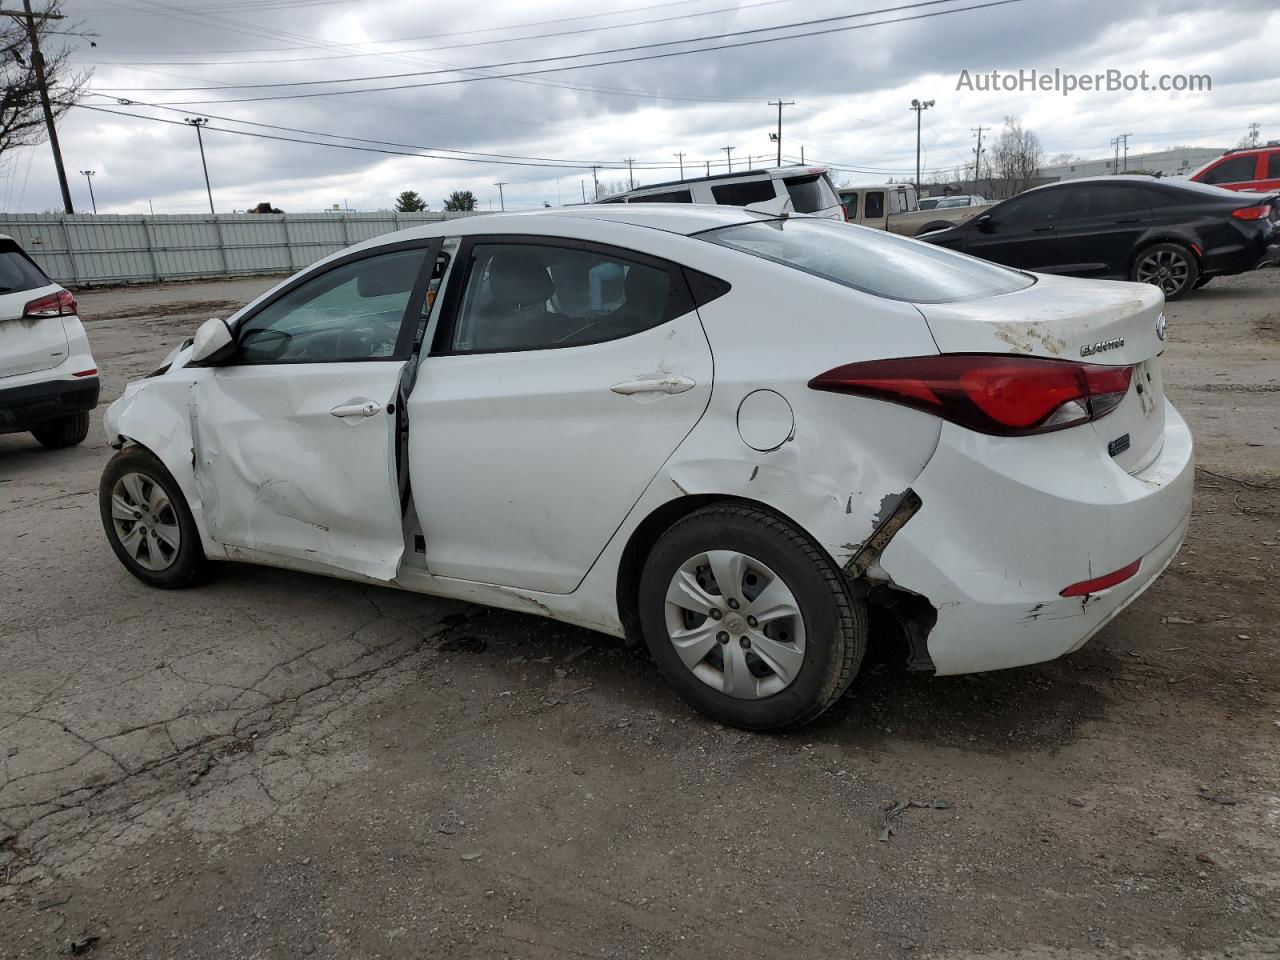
[1018, 175, 1259, 201]
[358, 204, 772, 248]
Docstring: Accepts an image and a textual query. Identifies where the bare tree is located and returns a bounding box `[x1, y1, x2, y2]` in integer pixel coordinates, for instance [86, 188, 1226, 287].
[992, 115, 1043, 195]
[1, 2, 91, 164]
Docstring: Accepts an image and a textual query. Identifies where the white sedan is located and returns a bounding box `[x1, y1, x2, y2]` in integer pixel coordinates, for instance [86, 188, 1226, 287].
[100, 205, 1193, 731]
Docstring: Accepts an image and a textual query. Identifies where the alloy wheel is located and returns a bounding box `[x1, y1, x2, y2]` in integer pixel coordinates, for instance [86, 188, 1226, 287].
[109, 472, 181, 571]
[663, 550, 807, 699]
[1135, 249, 1190, 296]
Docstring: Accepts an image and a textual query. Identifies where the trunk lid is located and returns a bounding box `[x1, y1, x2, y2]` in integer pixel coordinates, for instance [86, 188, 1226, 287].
[913, 274, 1168, 473]
[0, 283, 71, 380]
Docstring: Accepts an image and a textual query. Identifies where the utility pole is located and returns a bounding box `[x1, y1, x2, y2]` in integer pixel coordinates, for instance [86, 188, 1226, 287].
[910, 98, 935, 189]
[494, 182, 507, 211]
[185, 117, 214, 214]
[768, 99, 794, 167]
[590, 165, 599, 200]
[1118, 132, 1132, 172]
[705, 160, 710, 176]
[79, 169, 96, 214]
[1247, 122, 1261, 147]
[971, 126, 987, 192]
[1110, 136, 1120, 173]
[722, 145, 735, 173]
[673, 151, 685, 179]
[7, 2, 73, 213]
[800, 145, 804, 164]
[624, 158, 635, 190]
[580, 180, 586, 203]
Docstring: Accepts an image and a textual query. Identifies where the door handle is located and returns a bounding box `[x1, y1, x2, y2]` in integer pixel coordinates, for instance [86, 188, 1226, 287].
[611, 376, 696, 396]
[1032, 225, 1056, 233]
[330, 400, 381, 418]
[1114, 217, 1141, 223]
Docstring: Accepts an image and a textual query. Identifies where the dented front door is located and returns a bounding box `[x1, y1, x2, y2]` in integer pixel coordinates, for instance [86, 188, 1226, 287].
[191, 241, 438, 579]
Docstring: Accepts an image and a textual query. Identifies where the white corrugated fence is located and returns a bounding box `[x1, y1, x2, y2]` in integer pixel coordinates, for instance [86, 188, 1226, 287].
[0, 211, 483, 287]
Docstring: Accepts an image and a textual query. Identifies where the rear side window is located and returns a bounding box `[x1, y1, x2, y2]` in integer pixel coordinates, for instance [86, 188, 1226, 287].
[629, 189, 693, 203]
[0, 241, 51, 294]
[1268, 153, 1280, 179]
[700, 218, 1033, 303]
[864, 191, 885, 219]
[447, 242, 677, 353]
[1202, 154, 1258, 185]
[918, 198, 940, 209]
[1064, 184, 1150, 220]
[711, 179, 777, 206]
[782, 174, 838, 213]
[842, 194, 858, 219]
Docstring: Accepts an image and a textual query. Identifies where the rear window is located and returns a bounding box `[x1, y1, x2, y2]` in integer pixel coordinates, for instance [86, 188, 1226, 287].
[782, 174, 838, 213]
[629, 189, 693, 204]
[710, 179, 777, 206]
[0, 241, 51, 294]
[699, 218, 1034, 304]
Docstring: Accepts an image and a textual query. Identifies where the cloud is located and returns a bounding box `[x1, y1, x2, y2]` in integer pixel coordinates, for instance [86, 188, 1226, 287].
[3, 0, 1275, 213]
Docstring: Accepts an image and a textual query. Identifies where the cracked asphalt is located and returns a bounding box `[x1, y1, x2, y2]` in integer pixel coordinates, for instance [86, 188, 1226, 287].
[2, 272, 1279, 959]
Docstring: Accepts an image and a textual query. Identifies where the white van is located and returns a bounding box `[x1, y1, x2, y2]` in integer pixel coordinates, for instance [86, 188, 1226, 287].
[600, 166, 845, 220]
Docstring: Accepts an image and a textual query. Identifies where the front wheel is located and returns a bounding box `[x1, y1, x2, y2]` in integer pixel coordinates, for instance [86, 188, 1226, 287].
[638, 504, 866, 731]
[99, 447, 206, 588]
[1131, 242, 1198, 300]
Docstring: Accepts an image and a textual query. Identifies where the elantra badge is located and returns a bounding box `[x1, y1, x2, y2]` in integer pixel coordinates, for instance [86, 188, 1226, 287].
[1081, 337, 1124, 358]
[1155, 312, 1167, 341]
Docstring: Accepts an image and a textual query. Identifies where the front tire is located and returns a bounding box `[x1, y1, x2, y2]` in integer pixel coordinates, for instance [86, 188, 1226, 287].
[99, 447, 205, 588]
[638, 504, 866, 731]
[31, 411, 89, 449]
[1131, 242, 1198, 300]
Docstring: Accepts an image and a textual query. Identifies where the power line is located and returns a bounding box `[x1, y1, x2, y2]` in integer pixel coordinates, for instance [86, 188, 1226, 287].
[95, 0, 1014, 93]
[85, 0, 806, 65]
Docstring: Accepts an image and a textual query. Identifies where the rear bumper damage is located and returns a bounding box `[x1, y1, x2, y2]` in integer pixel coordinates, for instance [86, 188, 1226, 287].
[875, 399, 1194, 676]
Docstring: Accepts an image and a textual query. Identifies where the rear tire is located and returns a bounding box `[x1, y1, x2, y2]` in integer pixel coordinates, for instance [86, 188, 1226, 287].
[99, 446, 206, 588]
[31, 411, 89, 449]
[1131, 242, 1198, 300]
[637, 504, 866, 731]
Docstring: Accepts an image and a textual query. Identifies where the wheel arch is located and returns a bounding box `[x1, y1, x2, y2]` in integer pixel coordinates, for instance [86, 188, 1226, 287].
[614, 493, 840, 646]
[1128, 234, 1201, 273]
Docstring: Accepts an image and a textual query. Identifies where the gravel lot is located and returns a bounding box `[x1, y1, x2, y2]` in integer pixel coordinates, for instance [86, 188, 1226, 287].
[2, 270, 1278, 959]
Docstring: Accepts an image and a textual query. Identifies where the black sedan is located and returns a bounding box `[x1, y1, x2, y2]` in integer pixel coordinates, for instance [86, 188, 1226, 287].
[920, 176, 1280, 300]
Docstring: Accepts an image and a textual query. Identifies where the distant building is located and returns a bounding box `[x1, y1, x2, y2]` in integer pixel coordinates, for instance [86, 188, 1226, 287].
[1039, 146, 1226, 182]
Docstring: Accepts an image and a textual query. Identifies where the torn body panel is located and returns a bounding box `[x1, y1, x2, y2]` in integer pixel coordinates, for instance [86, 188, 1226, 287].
[878, 403, 1193, 675]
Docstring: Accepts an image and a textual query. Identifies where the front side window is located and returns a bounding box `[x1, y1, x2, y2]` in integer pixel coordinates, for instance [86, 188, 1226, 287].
[235, 247, 428, 363]
[447, 243, 676, 353]
[1202, 154, 1258, 185]
[991, 188, 1065, 228]
[864, 191, 885, 219]
[710, 179, 778, 206]
[842, 194, 859, 219]
[918, 198, 941, 210]
[782, 174, 838, 213]
[1268, 153, 1280, 179]
[699, 217, 1033, 303]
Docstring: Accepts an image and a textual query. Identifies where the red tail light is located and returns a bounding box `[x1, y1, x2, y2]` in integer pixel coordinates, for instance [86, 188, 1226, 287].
[1060, 558, 1141, 597]
[1231, 203, 1271, 221]
[809, 354, 1134, 436]
[23, 289, 78, 318]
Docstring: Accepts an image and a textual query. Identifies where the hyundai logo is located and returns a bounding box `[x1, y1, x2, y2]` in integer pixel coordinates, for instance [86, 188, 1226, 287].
[1155, 312, 1168, 341]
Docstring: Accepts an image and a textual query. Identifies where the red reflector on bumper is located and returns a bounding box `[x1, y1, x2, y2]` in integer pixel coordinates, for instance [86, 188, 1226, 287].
[73, 368, 97, 377]
[1060, 559, 1142, 597]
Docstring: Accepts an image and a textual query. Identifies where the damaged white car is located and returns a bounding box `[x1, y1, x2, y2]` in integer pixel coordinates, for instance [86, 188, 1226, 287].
[100, 206, 1193, 730]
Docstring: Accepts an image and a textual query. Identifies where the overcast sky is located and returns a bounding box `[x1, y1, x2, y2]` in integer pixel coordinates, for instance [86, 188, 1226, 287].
[3, 0, 1277, 214]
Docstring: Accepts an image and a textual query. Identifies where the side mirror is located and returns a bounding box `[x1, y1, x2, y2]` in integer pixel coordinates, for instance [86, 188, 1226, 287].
[190, 317, 234, 364]
[976, 214, 995, 233]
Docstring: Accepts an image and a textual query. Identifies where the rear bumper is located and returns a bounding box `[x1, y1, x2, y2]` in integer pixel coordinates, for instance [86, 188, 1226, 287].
[0, 376, 100, 431]
[879, 400, 1194, 675]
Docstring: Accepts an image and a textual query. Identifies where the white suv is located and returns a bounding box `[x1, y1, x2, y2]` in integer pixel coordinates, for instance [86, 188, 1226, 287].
[599, 166, 845, 220]
[0, 234, 99, 448]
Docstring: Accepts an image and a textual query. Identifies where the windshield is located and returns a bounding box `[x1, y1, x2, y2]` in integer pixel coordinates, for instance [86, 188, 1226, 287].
[698, 218, 1034, 303]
